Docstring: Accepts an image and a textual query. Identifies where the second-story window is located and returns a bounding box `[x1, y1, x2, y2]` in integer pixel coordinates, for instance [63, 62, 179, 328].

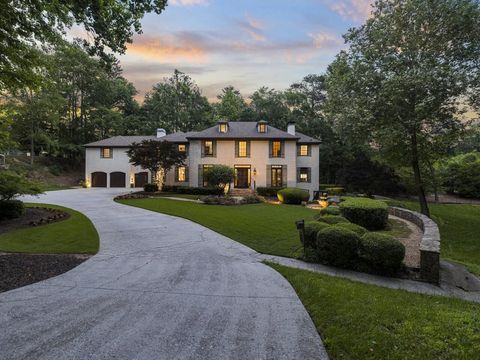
[270, 140, 283, 158]
[258, 123, 267, 133]
[178, 144, 186, 153]
[298, 144, 310, 156]
[100, 147, 112, 158]
[202, 140, 215, 157]
[236, 140, 249, 158]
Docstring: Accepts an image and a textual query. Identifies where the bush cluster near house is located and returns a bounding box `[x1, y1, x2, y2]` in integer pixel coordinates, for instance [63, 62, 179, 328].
[256, 187, 281, 197]
[339, 197, 389, 230]
[277, 188, 310, 204]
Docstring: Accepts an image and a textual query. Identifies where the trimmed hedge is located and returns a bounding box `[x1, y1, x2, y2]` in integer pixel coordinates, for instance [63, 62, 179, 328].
[277, 188, 310, 205]
[325, 187, 345, 195]
[317, 206, 341, 217]
[162, 185, 223, 196]
[257, 187, 281, 197]
[332, 222, 368, 237]
[359, 233, 405, 273]
[339, 197, 388, 230]
[316, 227, 360, 268]
[316, 215, 350, 225]
[0, 200, 25, 220]
[303, 221, 330, 248]
[144, 183, 159, 192]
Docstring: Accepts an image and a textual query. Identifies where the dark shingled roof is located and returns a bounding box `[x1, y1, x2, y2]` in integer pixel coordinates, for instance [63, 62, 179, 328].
[84, 124, 320, 147]
[187, 121, 300, 140]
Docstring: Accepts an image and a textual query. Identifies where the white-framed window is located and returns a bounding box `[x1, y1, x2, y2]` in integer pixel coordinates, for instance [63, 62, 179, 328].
[298, 144, 310, 156]
[203, 140, 214, 157]
[100, 147, 112, 158]
[297, 167, 311, 183]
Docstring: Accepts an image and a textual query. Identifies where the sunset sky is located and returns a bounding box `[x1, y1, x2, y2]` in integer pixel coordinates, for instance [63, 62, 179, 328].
[117, 0, 372, 101]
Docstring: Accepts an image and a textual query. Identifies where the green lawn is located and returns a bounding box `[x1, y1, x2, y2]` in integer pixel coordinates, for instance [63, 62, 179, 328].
[0, 203, 99, 254]
[118, 198, 315, 257]
[270, 263, 480, 359]
[388, 200, 480, 275]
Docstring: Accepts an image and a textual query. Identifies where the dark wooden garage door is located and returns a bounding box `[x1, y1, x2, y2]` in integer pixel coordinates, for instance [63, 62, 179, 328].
[110, 172, 126, 188]
[134, 172, 148, 188]
[91, 172, 107, 187]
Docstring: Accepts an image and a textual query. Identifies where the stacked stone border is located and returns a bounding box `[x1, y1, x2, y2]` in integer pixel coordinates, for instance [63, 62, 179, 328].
[389, 207, 440, 284]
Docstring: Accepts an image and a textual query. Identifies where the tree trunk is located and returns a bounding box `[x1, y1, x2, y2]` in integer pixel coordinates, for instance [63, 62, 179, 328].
[428, 162, 439, 203]
[410, 132, 430, 217]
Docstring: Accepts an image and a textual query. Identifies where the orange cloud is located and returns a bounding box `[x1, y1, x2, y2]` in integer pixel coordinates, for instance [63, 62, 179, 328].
[126, 34, 207, 63]
[238, 14, 267, 42]
[324, 0, 372, 21]
[309, 32, 343, 49]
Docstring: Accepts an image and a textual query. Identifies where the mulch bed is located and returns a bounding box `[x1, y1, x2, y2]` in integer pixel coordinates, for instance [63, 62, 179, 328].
[0, 207, 70, 235]
[0, 253, 90, 293]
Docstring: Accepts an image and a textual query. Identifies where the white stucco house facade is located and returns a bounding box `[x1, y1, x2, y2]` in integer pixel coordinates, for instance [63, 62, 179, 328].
[84, 121, 321, 198]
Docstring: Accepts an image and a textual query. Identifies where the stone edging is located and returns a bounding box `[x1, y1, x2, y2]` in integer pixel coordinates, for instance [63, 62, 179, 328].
[388, 207, 441, 284]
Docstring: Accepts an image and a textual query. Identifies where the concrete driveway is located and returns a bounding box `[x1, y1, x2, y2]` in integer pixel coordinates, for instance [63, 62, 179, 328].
[0, 189, 327, 359]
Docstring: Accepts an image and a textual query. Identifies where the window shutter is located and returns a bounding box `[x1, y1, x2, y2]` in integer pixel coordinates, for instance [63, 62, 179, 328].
[246, 141, 250, 158]
[235, 141, 239, 157]
[296, 145, 300, 156]
[266, 165, 271, 187]
[307, 168, 311, 183]
[281, 141, 285, 158]
[201, 141, 205, 157]
[269, 141, 272, 158]
[307, 145, 311, 156]
[185, 166, 189, 182]
[282, 165, 287, 187]
[198, 164, 203, 187]
[296, 168, 300, 182]
[212, 141, 217, 157]
[175, 167, 179, 182]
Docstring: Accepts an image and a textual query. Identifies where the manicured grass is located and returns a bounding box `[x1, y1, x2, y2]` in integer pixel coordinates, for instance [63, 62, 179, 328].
[0, 203, 99, 254]
[388, 200, 480, 275]
[118, 198, 315, 257]
[269, 263, 480, 359]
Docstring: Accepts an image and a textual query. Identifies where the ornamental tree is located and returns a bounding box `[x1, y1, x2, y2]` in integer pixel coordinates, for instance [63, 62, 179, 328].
[0, 171, 43, 201]
[325, 0, 480, 216]
[127, 140, 186, 186]
[204, 165, 235, 191]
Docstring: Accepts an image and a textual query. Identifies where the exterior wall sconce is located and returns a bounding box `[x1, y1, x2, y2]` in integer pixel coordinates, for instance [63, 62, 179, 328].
[253, 168, 257, 176]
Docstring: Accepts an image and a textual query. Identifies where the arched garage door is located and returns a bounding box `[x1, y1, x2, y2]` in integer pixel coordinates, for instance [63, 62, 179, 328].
[110, 172, 126, 188]
[91, 172, 107, 187]
[134, 172, 148, 188]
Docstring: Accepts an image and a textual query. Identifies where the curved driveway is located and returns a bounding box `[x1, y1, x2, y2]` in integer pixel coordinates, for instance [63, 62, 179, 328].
[0, 189, 327, 359]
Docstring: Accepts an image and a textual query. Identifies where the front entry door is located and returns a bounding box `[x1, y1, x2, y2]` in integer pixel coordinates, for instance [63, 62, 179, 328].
[235, 166, 250, 188]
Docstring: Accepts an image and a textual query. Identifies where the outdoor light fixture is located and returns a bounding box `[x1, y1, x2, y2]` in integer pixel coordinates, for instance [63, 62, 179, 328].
[253, 168, 257, 176]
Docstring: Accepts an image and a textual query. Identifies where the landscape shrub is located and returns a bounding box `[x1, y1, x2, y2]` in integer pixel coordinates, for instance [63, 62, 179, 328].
[241, 195, 261, 204]
[203, 165, 235, 191]
[316, 227, 360, 268]
[325, 187, 345, 195]
[317, 206, 341, 217]
[202, 196, 237, 205]
[359, 233, 405, 274]
[161, 185, 178, 192]
[438, 152, 480, 198]
[331, 222, 368, 237]
[257, 187, 281, 197]
[303, 221, 330, 248]
[339, 197, 389, 230]
[161, 185, 223, 196]
[0, 200, 25, 220]
[316, 215, 349, 225]
[144, 183, 159, 192]
[277, 188, 309, 205]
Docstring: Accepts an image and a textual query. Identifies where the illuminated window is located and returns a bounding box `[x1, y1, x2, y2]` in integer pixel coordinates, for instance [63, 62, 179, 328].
[219, 123, 228, 133]
[236, 140, 249, 157]
[203, 140, 214, 157]
[178, 144, 186, 153]
[258, 123, 267, 133]
[271, 141, 282, 158]
[298, 167, 310, 183]
[176, 166, 187, 182]
[100, 148, 112, 158]
[271, 165, 283, 187]
[298, 145, 310, 156]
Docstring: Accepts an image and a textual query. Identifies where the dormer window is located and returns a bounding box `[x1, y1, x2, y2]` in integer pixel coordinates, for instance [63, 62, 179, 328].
[218, 122, 228, 133]
[257, 121, 267, 133]
[178, 144, 186, 153]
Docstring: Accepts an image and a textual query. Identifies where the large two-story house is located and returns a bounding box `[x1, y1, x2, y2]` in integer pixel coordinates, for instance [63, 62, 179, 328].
[84, 121, 321, 198]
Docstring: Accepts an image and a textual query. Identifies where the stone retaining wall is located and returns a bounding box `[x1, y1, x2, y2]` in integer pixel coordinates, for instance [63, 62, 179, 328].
[389, 207, 441, 284]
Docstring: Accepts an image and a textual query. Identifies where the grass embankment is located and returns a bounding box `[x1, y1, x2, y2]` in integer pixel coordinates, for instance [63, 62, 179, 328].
[388, 200, 480, 275]
[270, 263, 480, 359]
[0, 203, 99, 254]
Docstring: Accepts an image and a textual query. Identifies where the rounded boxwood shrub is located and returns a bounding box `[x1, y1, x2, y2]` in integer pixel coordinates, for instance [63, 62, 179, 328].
[303, 221, 330, 248]
[144, 183, 159, 192]
[256, 187, 280, 197]
[318, 206, 341, 217]
[316, 227, 360, 268]
[0, 200, 25, 220]
[339, 197, 388, 230]
[331, 222, 368, 236]
[277, 188, 309, 205]
[316, 215, 350, 225]
[359, 233, 405, 274]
